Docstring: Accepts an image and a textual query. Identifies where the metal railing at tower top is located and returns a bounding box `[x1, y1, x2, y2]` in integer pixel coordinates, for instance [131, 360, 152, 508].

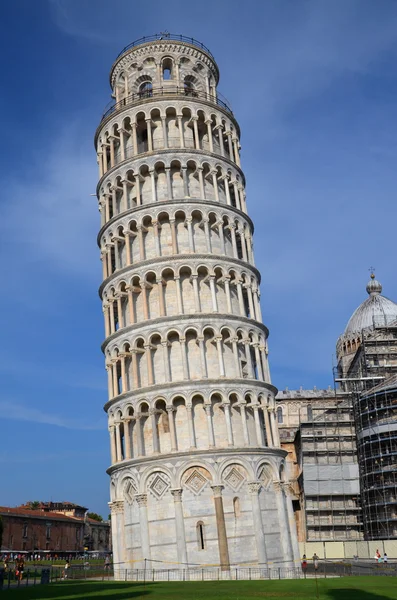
[116, 34, 215, 59]
[101, 87, 233, 122]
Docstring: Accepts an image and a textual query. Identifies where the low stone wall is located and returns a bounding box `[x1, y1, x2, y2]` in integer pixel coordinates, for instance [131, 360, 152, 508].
[299, 540, 397, 560]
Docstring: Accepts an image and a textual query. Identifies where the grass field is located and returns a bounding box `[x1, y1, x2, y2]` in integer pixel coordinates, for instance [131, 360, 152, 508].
[5, 576, 397, 599]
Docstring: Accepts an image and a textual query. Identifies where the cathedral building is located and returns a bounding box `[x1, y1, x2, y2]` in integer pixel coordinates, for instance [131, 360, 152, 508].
[278, 274, 397, 542]
[94, 34, 299, 575]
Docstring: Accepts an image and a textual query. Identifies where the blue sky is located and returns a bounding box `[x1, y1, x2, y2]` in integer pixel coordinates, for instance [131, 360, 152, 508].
[0, 0, 396, 517]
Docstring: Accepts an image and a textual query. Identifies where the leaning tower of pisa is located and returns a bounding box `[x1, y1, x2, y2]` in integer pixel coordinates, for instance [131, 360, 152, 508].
[95, 34, 299, 575]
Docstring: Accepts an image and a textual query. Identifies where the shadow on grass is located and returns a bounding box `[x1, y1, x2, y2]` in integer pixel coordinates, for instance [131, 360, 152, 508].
[1, 581, 151, 599]
[328, 589, 397, 600]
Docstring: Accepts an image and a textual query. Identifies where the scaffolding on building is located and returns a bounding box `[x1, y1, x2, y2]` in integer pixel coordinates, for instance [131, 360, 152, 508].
[298, 397, 363, 541]
[334, 318, 397, 540]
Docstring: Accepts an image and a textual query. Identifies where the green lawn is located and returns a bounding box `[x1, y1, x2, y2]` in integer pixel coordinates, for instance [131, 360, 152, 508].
[5, 576, 397, 599]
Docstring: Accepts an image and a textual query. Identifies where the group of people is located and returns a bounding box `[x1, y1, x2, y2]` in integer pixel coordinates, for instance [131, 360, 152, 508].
[301, 553, 319, 574]
[2, 555, 25, 581]
[374, 549, 388, 563]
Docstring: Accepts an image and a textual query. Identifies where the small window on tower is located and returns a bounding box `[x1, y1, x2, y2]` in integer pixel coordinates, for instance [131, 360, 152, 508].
[162, 58, 173, 81]
[196, 521, 205, 550]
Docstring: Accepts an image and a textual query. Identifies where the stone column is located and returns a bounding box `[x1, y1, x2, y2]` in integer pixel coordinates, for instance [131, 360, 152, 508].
[141, 282, 149, 320]
[253, 405, 264, 446]
[215, 336, 225, 377]
[217, 126, 225, 157]
[109, 300, 116, 333]
[198, 167, 205, 198]
[191, 275, 201, 312]
[126, 286, 135, 324]
[254, 344, 264, 380]
[205, 404, 215, 447]
[233, 138, 240, 166]
[211, 485, 230, 571]
[186, 217, 195, 252]
[253, 289, 262, 321]
[282, 482, 300, 563]
[203, 218, 212, 252]
[124, 232, 132, 265]
[146, 119, 153, 152]
[119, 130, 126, 161]
[136, 416, 143, 456]
[116, 295, 123, 329]
[120, 353, 127, 393]
[170, 219, 178, 253]
[233, 182, 241, 211]
[162, 341, 171, 382]
[153, 220, 161, 255]
[135, 494, 151, 562]
[198, 336, 208, 378]
[211, 170, 220, 202]
[263, 406, 273, 447]
[243, 339, 254, 378]
[175, 276, 183, 313]
[150, 409, 160, 454]
[229, 225, 238, 258]
[171, 489, 188, 565]
[205, 120, 214, 152]
[180, 337, 189, 379]
[106, 364, 113, 399]
[209, 276, 218, 311]
[238, 403, 250, 446]
[273, 481, 293, 565]
[225, 277, 232, 312]
[124, 419, 131, 459]
[218, 221, 226, 254]
[115, 422, 122, 461]
[224, 176, 231, 205]
[109, 501, 125, 570]
[158, 279, 165, 316]
[236, 282, 246, 316]
[247, 482, 268, 566]
[150, 170, 157, 203]
[167, 407, 177, 451]
[132, 122, 138, 156]
[226, 131, 234, 161]
[103, 306, 110, 338]
[246, 284, 255, 317]
[131, 350, 139, 389]
[137, 226, 145, 260]
[186, 403, 196, 448]
[109, 426, 117, 464]
[145, 344, 154, 385]
[161, 116, 168, 148]
[192, 117, 200, 150]
[112, 360, 119, 397]
[177, 114, 185, 147]
[231, 337, 241, 377]
[269, 408, 280, 447]
[182, 167, 189, 197]
[223, 403, 234, 447]
[135, 175, 141, 205]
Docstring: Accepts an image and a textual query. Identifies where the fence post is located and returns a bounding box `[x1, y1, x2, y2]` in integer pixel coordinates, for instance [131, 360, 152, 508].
[26, 569, 29, 586]
[278, 567, 281, 580]
[249, 567, 251, 580]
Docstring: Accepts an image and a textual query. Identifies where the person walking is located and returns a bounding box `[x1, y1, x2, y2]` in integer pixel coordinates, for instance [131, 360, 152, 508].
[313, 553, 319, 572]
[301, 554, 308, 578]
[384, 553, 388, 564]
[104, 555, 111, 571]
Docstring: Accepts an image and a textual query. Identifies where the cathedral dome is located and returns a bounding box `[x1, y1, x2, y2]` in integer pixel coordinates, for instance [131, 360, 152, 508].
[344, 274, 397, 336]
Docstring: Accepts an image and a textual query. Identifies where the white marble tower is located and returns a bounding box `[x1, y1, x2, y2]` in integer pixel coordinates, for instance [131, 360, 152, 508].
[95, 33, 299, 575]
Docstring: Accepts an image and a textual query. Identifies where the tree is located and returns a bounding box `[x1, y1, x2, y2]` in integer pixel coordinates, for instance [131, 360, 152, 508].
[27, 501, 41, 509]
[87, 512, 103, 522]
[0, 516, 3, 549]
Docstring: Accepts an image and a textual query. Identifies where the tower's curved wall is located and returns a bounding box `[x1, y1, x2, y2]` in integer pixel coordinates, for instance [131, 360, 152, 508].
[95, 34, 299, 572]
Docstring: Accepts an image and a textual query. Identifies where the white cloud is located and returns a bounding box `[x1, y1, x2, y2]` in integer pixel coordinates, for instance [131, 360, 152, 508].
[2, 121, 99, 278]
[0, 400, 104, 430]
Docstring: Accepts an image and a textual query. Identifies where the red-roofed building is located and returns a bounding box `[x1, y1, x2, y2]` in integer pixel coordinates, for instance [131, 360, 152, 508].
[0, 505, 110, 553]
